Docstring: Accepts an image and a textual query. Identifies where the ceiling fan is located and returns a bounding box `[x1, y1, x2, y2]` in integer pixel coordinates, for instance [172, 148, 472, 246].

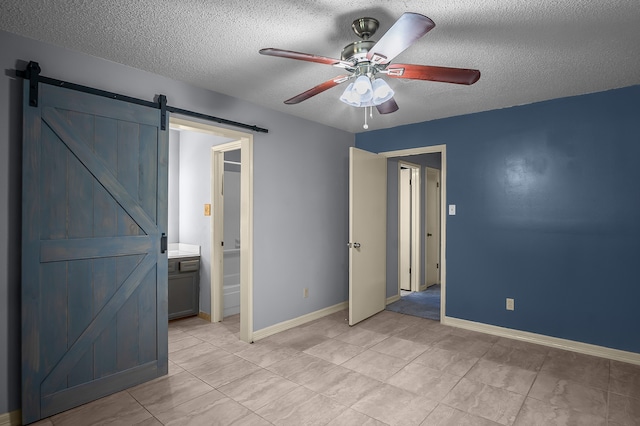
[259, 12, 480, 119]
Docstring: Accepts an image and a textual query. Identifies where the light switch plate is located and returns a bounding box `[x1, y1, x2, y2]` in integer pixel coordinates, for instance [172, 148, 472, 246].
[448, 204, 456, 215]
[506, 298, 515, 311]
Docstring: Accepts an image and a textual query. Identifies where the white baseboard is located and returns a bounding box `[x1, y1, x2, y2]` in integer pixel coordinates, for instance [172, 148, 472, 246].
[252, 301, 348, 341]
[0, 410, 21, 426]
[443, 316, 640, 366]
[386, 294, 401, 305]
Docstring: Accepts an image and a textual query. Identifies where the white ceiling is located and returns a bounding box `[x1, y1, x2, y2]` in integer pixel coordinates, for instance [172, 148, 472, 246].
[2, 1, 640, 133]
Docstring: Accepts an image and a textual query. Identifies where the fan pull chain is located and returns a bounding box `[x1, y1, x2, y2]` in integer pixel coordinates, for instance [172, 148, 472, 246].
[363, 107, 369, 129]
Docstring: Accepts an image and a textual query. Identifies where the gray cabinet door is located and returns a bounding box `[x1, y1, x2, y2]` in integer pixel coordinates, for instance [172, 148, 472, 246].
[21, 82, 168, 423]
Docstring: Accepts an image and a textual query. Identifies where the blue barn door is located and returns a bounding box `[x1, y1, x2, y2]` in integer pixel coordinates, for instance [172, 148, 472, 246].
[22, 82, 168, 424]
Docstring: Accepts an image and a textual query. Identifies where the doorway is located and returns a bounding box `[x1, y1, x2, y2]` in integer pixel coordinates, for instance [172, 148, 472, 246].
[383, 145, 446, 320]
[170, 117, 254, 342]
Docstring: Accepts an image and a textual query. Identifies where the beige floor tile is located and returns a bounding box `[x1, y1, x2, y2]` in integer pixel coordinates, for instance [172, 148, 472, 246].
[51, 391, 152, 426]
[359, 316, 411, 334]
[128, 371, 215, 416]
[31, 310, 630, 426]
[421, 404, 502, 426]
[465, 358, 537, 395]
[333, 327, 389, 348]
[167, 360, 185, 376]
[195, 356, 262, 388]
[155, 391, 253, 426]
[134, 418, 163, 426]
[184, 323, 235, 342]
[256, 386, 347, 425]
[209, 334, 253, 353]
[303, 338, 365, 364]
[235, 343, 299, 367]
[441, 378, 525, 426]
[514, 397, 606, 426]
[169, 316, 209, 330]
[528, 373, 607, 418]
[608, 393, 640, 426]
[434, 334, 494, 358]
[302, 317, 352, 338]
[493, 337, 550, 355]
[168, 335, 203, 354]
[388, 362, 460, 401]
[323, 309, 349, 323]
[218, 369, 299, 411]
[413, 345, 479, 376]
[370, 336, 430, 361]
[352, 383, 438, 426]
[304, 365, 383, 406]
[541, 349, 610, 390]
[268, 352, 338, 385]
[167, 328, 190, 343]
[169, 341, 234, 370]
[326, 408, 388, 425]
[610, 360, 640, 399]
[482, 343, 546, 371]
[395, 324, 447, 345]
[449, 328, 499, 344]
[279, 331, 331, 351]
[342, 349, 409, 381]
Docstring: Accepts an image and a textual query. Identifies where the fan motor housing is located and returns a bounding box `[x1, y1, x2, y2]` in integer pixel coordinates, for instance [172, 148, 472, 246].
[341, 40, 375, 62]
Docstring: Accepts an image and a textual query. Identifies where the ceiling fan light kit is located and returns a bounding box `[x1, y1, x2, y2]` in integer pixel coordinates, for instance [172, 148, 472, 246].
[339, 76, 395, 108]
[259, 12, 481, 129]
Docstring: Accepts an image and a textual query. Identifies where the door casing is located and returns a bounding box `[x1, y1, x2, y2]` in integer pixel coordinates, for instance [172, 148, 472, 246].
[425, 166, 441, 287]
[169, 117, 254, 342]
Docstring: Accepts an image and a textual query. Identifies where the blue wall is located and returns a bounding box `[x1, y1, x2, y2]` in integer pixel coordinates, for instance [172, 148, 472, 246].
[357, 85, 640, 354]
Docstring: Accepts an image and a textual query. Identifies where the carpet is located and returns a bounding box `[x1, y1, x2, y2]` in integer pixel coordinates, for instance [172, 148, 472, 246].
[386, 284, 441, 320]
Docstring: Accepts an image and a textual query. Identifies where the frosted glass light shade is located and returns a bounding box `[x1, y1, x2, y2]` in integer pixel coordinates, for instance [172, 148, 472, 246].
[372, 79, 394, 105]
[339, 83, 361, 106]
[353, 75, 373, 103]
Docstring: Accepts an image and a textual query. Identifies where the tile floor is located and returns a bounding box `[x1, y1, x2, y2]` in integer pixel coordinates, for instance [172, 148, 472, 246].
[32, 310, 640, 426]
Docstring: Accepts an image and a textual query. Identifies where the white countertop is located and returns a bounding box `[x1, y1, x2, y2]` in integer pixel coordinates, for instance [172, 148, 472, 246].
[168, 243, 200, 259]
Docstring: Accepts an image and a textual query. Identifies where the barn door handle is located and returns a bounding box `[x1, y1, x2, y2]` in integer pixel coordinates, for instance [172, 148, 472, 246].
[161, 233, 167, 253]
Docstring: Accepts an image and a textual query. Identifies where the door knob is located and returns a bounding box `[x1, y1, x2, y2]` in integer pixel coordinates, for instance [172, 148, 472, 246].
[427, 233, 433, 237]
[353, 242, 361, 248]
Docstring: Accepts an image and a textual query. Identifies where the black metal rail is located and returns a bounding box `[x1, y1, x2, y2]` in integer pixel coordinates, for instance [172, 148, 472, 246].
[16, 61, 269, 133]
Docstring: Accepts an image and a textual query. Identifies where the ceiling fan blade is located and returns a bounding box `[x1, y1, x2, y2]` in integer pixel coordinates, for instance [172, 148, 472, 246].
[284, 75, 351, 104]
[386, 64, 481, 85]
[367, 13, 435, 65]
[376, 98, 399, 114]
[260, 48, 352, 69]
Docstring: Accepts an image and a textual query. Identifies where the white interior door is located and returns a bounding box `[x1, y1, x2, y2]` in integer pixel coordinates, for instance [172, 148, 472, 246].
[426, 167, 441, 285]
[349, 147, 387, 326]
[399, 167, 411, 291]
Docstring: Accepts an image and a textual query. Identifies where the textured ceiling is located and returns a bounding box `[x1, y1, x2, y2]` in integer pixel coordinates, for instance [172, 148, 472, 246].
[2, 1, 640, 133]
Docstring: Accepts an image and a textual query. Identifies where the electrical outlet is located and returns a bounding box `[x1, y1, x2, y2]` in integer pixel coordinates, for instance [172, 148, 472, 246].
[506, 298, 515, 311]
[303, 288, 309, 298]
[448, 204, 456, 215]
[204, 204, 211, 216]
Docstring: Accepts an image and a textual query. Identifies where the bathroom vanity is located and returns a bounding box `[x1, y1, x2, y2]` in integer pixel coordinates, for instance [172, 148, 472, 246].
[168, 243, 200, 320]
